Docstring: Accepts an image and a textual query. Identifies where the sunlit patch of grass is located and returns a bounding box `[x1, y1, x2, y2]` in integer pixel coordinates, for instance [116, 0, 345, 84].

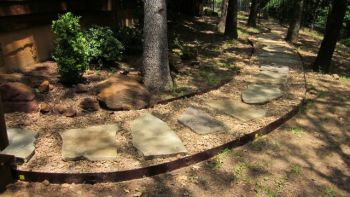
[248, 137, 281, 152]
[169, 85, 190, 97]
[323, 187, 338, 197]
[212, 148, 232, 169]
[340, 76, 350, 84]
[286, 164, 302, 179]
[255, 176, 287, 197]
[288, 127, 305, 137]
[233, 161, 250, 181]
[302, 28, 323, 40]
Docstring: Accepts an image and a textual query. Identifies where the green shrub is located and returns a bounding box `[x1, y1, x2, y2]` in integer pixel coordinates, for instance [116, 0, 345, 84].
[52, 12, 89, 84]
[116, 25, 143, 54]
[341, 38, 350, 48]
[85, 26, 124, 67]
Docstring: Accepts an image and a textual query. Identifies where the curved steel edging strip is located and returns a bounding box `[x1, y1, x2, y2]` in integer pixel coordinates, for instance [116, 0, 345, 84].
[11, 99, 306, 184]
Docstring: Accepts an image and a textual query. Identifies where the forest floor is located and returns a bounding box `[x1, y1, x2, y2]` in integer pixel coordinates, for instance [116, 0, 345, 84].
[2, 16, 350, 197]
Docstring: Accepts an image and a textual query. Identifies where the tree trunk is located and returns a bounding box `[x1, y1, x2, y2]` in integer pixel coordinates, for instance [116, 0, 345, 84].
[345, 21, 350, 37]
[286, 0, 304, 43]
[143, 0, 173, 91]
[0, 95, 8, 151]
[218, 0, 228, 33]
[224, 0, 238, 39]
[312, 0, 348, 73]
[247, 0, 259, 27]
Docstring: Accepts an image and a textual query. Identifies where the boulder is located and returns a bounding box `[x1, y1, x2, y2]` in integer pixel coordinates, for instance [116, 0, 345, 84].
[40, 103, 51, 113]
[96, 75, 150, 110]
[0, 82, 38, 113]
[38, 80, 50, 93]
[0, 82, 35, 101]
[2, 101, 38, 113]
[75, 84, 89, 93]
[80, 98, 99, 112]
[54, 104, 77, 117]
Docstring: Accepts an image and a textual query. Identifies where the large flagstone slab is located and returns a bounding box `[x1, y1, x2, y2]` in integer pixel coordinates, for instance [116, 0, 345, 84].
[259, 51, 296, 59]
[261, 46, 294, 54]
[131, 113, 187, 157]
[60, 124, 119, 161]
[178, 107, 226, 135]
[242, 84, 283, 104]
[1, 128, 37, 160]
[251, 70, 288, 85]
[260, 65, 289, 75]
[258, 56, 300, 66]
[206, 98, 266, 121]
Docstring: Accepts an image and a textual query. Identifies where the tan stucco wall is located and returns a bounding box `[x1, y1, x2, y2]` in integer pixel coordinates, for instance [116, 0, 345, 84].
[0, 25, 54, 72]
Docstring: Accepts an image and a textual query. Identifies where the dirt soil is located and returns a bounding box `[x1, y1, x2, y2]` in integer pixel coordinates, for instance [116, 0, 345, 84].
[3, 16, 349, 196]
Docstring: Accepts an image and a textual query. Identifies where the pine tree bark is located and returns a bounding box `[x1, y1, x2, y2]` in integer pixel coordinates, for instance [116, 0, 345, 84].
[312, 0, 348, 72]
[247, 0, 259, 27]
[143, 0, 173, 91]
[0, 95, 8, 151]
[286, 0, 304, 43]
[224, 0, 238, 39]
[218, 0, 228, 33]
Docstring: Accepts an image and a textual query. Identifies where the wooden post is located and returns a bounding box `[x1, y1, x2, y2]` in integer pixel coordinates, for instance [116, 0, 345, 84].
[0, 155, 15, 192]
[0, 93, 8, 151]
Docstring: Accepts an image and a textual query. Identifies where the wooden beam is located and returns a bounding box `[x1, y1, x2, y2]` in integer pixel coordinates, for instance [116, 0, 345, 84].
[0, 94, 8, 151]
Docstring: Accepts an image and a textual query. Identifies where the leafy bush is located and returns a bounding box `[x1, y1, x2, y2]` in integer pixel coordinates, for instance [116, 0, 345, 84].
[85, 26, 124, 67]
[52, 12, 89, 84]
[341, 38, 350, 48]
[116, 25, 143, 54]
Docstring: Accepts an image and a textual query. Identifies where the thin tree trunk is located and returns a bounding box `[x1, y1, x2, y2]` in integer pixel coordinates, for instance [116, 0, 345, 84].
[312, 0, 348, 72]
[224, 0, 238, 39]
[247, 0, 259, 27]
[0, 95, 8, 151]
[143, 0, 173, 91]
[286, 0, 304, 43]
[218, 0, 228, 33]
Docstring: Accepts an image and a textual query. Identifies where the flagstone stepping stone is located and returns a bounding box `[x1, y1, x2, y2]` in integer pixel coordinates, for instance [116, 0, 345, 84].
[258, 56, 300, 66]
[242, 84, 283, 104]
[206, 99, 266, 121]
[1, 128, 37, 160]
[131, 113, 187, 157]
[252, 71, 288, 85]
[261, 46, 294, 54]
[259, 51, 296, 59]
[260, 65, 289, 75]
[60, 124, 119, 161]
[178, 107, 226, 135]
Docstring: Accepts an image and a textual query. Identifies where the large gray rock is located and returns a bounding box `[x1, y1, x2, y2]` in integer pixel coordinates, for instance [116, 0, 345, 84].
[131, 113, 187, 157]
[60, 124, 119, 161]
[252, 70, 288, 85]
[96, 75, 151, 111]
[242, 84, 283, 104]
[1, 128, 37, 161]
[258, 56, 300, 66]
[260, 65, 289, 75]
[261, 46, 294, 54]
[178, 107, 226, 135]
[206, 99, 266, 121]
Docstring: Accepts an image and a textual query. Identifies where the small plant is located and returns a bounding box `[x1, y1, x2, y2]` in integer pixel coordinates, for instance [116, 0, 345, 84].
[340, 75, 350, 84]
[116, 25, 143, 54]
[286, 164, 302, 179]
[289, 127, 305, 137]
[85, 26, 124, 67]
[323, 187, 338, 197]
[52, 12, 89, 84]
[170, 85, 189, 97]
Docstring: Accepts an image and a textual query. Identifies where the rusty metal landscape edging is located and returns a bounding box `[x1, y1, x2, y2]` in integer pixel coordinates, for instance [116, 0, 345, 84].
[10, 99, 306, 184]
